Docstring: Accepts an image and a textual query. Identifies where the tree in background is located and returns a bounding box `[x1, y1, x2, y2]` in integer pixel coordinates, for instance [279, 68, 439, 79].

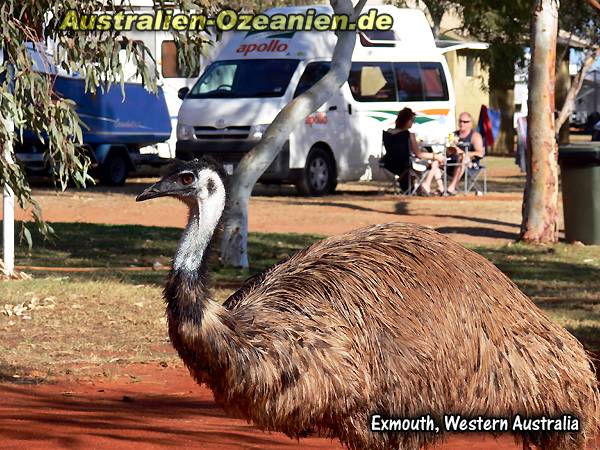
[519, 0, 600, 244]
[0, 0, 369, 268]
[520, 0, 560, 244]
[458, 0, 531, 156]
[0, 0, 213, 242]
[393, 0, 460, 38]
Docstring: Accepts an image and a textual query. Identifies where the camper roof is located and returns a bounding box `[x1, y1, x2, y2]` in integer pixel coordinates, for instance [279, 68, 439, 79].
[216, 6, 440, 62]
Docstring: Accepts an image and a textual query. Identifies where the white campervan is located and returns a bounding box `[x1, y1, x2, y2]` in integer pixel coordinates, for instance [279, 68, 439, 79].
[176, 5, 456, 195]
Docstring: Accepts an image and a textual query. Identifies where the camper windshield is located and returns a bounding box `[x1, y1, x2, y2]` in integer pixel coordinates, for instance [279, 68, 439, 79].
[188, 59, 300, 98]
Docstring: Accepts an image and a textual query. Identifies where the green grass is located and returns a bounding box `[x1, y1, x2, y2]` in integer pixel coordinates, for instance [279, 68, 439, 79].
[12, 222, 321, 285]
[16, 222, 181, 269]
[473, 243, 600, 351]
[1, 222, 598, 382]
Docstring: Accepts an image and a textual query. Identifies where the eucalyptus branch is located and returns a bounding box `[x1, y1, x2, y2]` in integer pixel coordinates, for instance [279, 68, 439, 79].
[587, 0, 600, 11]
[353, 0, 368, 17]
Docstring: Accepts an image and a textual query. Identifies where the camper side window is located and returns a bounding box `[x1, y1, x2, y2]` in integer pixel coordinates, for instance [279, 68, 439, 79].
[294, 62, 331, 98]
[394, 62, 449, 102]
[161, 40, 200, 78]
[420, 63, 449, 101]
[394, 63, 423, 101]
[348, 62, 395, 102]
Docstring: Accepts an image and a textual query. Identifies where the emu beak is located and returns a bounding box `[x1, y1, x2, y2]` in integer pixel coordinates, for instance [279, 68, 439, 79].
[136, 180, 171, 202]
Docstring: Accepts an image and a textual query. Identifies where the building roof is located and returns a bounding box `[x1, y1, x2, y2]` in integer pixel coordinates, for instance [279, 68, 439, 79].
[558, 30, 590, 49]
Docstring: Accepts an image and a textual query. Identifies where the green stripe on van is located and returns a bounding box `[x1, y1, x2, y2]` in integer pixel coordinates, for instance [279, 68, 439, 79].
[368, 115, 392, 122]
[414, 117, 436, 124]
[367, 110, 437, 124]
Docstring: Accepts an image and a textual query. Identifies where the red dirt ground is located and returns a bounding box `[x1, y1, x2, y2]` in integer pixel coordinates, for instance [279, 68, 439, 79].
[1, 363, 561, 450]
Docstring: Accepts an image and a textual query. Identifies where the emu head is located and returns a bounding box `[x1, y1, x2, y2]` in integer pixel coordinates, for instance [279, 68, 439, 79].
[137, 158, 228, 272]
[136, 157, 227, 209]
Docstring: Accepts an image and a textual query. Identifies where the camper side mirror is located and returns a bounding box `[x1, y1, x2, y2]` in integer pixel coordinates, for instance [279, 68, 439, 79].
[178, 87, 190, 100]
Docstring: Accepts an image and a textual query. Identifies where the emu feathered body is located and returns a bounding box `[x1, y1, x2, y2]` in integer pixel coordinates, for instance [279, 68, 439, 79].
[138, 159, 600, 450]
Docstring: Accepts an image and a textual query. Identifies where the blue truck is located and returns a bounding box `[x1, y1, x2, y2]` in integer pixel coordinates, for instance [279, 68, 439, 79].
[17, 75, 172, 185]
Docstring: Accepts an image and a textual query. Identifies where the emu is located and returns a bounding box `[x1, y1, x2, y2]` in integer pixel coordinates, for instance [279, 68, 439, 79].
[137, 158, 599, 450]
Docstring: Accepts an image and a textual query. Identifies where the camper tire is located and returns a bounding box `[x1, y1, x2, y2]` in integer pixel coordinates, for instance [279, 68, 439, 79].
[100, 152, 129, 186]
[297, 147, 336, 196]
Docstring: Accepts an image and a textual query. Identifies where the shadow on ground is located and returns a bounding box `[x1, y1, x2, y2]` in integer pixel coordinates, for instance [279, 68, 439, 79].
[0, 362, 47, 384]
[12, 222, 319, 286]
[435, 226, 517, 240]
[0, 377, 342, 449]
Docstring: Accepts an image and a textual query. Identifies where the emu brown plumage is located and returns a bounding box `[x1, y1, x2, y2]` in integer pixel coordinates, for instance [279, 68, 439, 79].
[138, 158, 600, 450]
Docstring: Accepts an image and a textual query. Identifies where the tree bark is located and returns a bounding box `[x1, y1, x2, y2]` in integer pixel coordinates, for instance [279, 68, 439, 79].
[220, 0, 366, 268]
[555, 46, 600, 132]
[519, 0, 560, 244]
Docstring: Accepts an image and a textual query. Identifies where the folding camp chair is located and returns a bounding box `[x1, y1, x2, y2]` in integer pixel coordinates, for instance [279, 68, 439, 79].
[378, 156, 404, 194]
[463, 105, 498, 195]
[464, 157, 487, 195]
[443, 150, 488, 195]
[380, 130, 429, 195]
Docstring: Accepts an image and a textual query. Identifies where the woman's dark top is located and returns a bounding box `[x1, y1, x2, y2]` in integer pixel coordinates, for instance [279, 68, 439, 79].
[382, 129, 410, 175]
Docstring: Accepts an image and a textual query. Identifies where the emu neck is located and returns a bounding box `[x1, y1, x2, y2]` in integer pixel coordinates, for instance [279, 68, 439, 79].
[165, 193, 238, 379]
[174, 198, 221, 274]
[165, 196, 225, 336]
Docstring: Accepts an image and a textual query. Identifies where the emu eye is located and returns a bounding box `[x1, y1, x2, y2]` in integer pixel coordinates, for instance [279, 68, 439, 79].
[180, 173, 194, 186]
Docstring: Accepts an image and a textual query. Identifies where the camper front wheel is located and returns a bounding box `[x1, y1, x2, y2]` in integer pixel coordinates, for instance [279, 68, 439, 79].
[100, 153, 129, 186]
[297, 147, 335, 196]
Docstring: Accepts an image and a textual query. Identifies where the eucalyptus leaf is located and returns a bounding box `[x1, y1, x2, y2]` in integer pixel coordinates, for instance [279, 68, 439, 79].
[22, 226, 32, 249]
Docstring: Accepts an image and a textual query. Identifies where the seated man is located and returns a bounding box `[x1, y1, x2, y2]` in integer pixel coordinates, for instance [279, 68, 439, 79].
[446, 112, 485, 195]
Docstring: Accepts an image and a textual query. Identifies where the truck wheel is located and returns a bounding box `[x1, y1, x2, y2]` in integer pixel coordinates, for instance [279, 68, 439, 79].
[100, 153, 129, 186]
[297, 147, 335, 196]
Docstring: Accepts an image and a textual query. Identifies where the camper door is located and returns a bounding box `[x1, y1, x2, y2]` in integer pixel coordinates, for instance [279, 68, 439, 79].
[289, 61, 358, 179]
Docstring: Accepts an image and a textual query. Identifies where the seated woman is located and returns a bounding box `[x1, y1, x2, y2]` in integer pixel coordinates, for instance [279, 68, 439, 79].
[383, 107, 445, 196]
[446, 112, 485, 195]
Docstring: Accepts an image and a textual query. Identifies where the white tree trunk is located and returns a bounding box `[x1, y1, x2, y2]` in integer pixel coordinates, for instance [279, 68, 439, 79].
[220, 0, 366, 268]
[520, 0, 560, 244]
[3, 185, 15, 275]
[1, 53, 15, 276]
